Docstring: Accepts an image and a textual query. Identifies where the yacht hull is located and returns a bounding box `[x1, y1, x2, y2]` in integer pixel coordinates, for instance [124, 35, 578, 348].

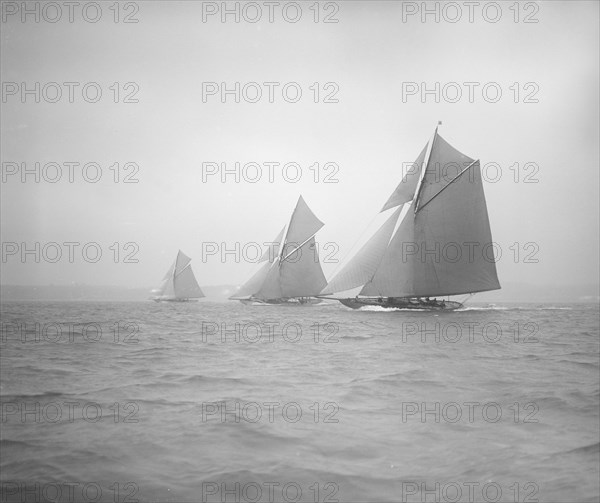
[338, 297, 462, 311]
[238, 297, 322, 306]
[152, 298, 200, 303]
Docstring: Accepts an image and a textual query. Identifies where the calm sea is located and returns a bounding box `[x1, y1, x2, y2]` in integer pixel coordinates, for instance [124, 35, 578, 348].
[1, 300, 598, 503]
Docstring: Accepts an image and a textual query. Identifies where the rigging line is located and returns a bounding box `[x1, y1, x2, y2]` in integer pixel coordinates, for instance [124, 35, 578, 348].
[415, 159, 479, 214]
[273, 224, 289, 263]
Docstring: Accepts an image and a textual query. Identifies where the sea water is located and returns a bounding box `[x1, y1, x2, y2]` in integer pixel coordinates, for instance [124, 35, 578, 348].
[1, 300, 598, 502]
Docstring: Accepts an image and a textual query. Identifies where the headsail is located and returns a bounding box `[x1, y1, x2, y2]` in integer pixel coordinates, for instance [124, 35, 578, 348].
[233, 261, 272, 299]
[259, 227, 285, 263]
[255, 259, 283, 300]
[322, 205, 402, 295]
[155, 261, 176, 298]
[232, 227, 285, 299]
[360, 200, 416, 297]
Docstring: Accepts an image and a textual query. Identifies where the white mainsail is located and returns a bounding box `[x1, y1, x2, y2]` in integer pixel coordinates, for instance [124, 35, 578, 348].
[152, 250, 204, 300]
[324, 129, 500, 299]
[234, 196, 327, 300]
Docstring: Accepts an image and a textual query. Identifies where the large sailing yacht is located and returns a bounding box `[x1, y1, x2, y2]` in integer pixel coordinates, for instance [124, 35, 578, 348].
[151, 250, 205, 302]
[230, 195, 327, 305]
[320, 125, 501, 310]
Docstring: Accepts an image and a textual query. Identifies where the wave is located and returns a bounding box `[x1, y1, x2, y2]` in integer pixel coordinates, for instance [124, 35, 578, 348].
[2, 300, 598, 503]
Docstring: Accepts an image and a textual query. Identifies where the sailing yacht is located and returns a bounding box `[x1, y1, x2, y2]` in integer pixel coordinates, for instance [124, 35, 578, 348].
[320, 126, 500, 310]
[151, 250, 205, 302]
[229, 195, 327, 305]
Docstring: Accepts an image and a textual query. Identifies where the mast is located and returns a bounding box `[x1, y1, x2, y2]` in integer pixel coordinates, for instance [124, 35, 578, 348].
[414, 123, 440, 212]
[172, 250, 180, 294]
[279, 198, 301, 261]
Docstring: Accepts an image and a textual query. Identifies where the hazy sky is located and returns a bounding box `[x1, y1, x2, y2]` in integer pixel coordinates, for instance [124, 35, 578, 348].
[1, 0, 598, 290]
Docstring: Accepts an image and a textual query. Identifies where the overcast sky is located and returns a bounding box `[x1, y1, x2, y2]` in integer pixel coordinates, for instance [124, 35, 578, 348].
[1, 1, 598, 290]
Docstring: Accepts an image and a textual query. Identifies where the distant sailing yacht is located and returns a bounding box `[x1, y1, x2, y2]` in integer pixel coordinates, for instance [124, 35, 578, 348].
[151, 250, 205, 302]
[230, 195, 327, 305]
[321, 125, 500, 310]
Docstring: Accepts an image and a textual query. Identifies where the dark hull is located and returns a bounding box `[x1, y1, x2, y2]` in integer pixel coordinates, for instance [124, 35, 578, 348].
[152, 298, 200, 303]
[338, 297, 462, 311]
[238, 297, 322, 306]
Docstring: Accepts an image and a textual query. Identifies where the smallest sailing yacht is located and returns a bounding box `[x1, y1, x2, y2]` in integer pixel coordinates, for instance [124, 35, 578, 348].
[151, 250, 205, 302]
